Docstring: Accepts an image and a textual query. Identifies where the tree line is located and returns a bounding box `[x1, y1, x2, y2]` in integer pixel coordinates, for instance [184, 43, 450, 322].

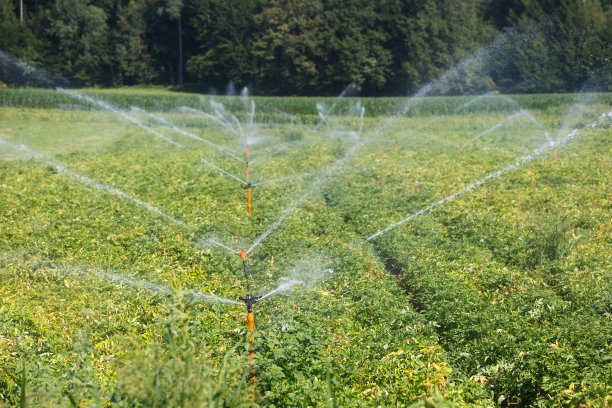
[1, 0, 611, 95]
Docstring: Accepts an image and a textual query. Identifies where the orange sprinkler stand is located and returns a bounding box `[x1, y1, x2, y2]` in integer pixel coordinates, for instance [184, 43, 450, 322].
[247, 312, 254, 335]
[246, 161, 251, 216]
[247, 312, 254, 366]
[247, 311, 256, 396]
[248, 186, 252, 216]
[554, 146, 558, 161]
[239, 292, 261, 398]
[237, 248, 262, 397]
[246, 145, 250, 157]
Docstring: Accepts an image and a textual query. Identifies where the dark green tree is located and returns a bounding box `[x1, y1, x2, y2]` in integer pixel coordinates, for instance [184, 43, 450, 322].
[318, 0, 392, 95]
[45, 0, 111, 85]
[485, 0, 612, 92]
[185, 0, 257, 90]
[165, 0, 183, 85]
[385, 0, 496, 95]
[114, 0, 157, 84]
[0, 0, 28, 55]
[251, 0, 326, 94]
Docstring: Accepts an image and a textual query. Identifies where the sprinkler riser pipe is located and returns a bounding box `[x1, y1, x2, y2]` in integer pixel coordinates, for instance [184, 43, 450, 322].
[247, 311, 255, 395]
[248, 186, 252, 216]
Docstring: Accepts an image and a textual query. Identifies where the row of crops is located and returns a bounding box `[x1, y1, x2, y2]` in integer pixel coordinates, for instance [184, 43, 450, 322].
[0, 88, 611, 406]
[2, 88, 612, 116]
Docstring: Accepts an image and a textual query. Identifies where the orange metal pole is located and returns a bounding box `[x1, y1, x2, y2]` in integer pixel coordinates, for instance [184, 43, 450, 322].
[247, 311, 255, 394]
[246, 145, 250, 158]
[554, 146, 557, 161]
[246, 161, 251, 216]
[248, 187, 252, 216]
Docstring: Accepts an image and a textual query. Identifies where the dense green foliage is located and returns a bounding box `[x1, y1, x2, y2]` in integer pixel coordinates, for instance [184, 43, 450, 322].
[1, 0, 611, 94]
[0, 89, 611, 406]
[3, 88, 612, 116]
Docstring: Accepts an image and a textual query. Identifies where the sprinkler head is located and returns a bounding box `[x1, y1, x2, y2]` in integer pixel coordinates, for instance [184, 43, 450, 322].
[239, 293, 263, 312]
[239, 249, 247, 262]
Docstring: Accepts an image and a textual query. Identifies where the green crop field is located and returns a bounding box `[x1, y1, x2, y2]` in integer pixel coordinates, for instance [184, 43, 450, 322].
[0, 88, 610, 407]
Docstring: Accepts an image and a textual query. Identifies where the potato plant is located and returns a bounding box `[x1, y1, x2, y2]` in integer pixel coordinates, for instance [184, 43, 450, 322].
[0, 89, 610, 407]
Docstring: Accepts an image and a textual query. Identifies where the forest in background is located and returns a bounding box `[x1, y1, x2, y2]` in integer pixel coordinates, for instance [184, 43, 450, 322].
[1, 0, 611, 95]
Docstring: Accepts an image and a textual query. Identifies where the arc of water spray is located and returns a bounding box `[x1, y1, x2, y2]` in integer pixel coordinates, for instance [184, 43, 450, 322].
[248, 150, 282, 165]
[206, 238, 241, 256]
[0, 51, 57, 88]
[147, 112, 244, 163]
[201, 158, 247, 185]
[366, 111, 611, 241]
[271, 108, 308, 128]
[231, 102, 371, 256]
[96, 267, 243, 305]
[459, 110, 529, 149]
[248, 142, 298, 164]
[257, 279, 301, 301]
[410, 92, 531, 149]
[61, 92, 244, 164]
[357, 105, 366, 139]
[246, 142, 363, 255]
[250, 167, 329, 188]
[209, 99, 254, 145]
[371, 32, 525, 140]
[417, 92, 496, 131]
[178, 106, 240, 136]
[201, 155, 331, 190]
[0, 137, 188, 228]
[316, 83, 357, 129]
[0, 255, 242, 305]
[60, 90, 185, 148]
[418, 115, 444, 130]
[406, 128, 460, 149]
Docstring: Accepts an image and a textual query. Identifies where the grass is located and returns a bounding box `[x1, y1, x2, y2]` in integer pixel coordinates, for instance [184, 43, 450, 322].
[0, 88, 610, 406]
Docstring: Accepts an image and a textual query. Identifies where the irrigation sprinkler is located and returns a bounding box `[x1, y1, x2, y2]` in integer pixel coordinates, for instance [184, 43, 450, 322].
[205, 240, 310, 397]
[554, 145, 558, 161]
[237, 249, 262, 396]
